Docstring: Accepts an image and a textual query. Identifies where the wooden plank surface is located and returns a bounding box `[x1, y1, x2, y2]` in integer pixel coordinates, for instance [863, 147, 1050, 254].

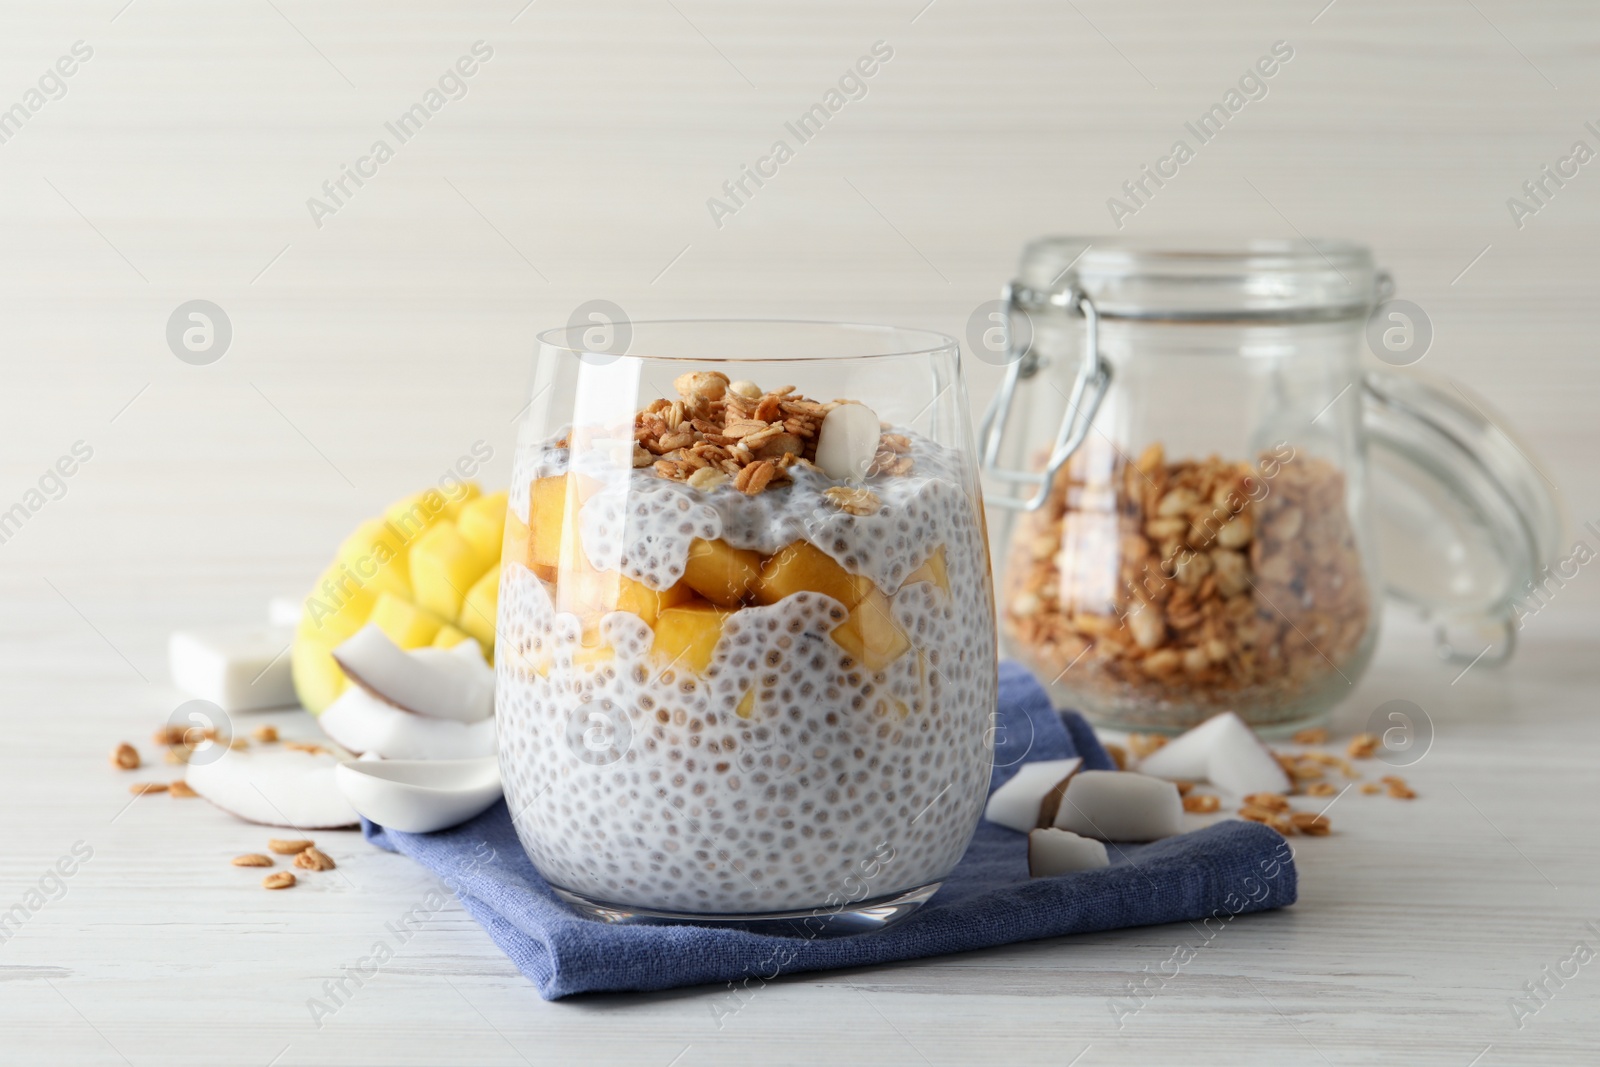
[1, 1, 1597, 1064]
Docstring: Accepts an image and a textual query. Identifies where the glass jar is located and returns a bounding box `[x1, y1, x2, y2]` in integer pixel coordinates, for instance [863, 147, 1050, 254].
[497, 320, 996, 932]
[984, 238, 1561, 734]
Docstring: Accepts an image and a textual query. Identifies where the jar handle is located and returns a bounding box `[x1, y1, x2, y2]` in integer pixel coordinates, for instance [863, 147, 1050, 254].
[978, 283, 1111, 511]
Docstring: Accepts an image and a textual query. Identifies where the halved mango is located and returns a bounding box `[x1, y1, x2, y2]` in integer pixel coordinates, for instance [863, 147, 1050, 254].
[432, 624, 472, 649]
[652, 601, 733, 673]
[384, 489, 451, 541]
[298, 566, 379, 645]
[755, 541, 873, 609]
[903, 545, 950, 595]
[681, 538, 763, 607]
[830, 590, 911, 671]
[337, 519, 411, 598]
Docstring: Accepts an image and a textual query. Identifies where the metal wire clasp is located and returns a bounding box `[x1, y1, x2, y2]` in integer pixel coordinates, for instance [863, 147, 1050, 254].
[978, 282, 1111, 511]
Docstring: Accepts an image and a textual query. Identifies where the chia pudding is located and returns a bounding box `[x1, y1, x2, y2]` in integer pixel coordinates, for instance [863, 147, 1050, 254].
[495, 373, 998, 915]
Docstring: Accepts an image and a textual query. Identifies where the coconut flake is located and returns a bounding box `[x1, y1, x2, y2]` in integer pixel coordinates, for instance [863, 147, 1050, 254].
[984, 757, 1082, 832]
[332, 624, 494, 724]
[318, 686, 497, 760]
[1027, 827, 1110, 877]
[184, 745, 358, 829]
[813, 402, 881, 481]
[1135, 712, 1241, 781]
[1207, 717, 1292, 796]
[1053, 770, 1183, 842]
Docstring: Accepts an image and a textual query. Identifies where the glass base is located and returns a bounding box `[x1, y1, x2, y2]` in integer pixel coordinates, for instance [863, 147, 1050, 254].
[548, 881, 942, 938]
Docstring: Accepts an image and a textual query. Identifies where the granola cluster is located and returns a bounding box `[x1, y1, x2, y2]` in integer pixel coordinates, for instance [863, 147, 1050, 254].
[630, 372, 911, 496]
[1003, 441, 1373, 730]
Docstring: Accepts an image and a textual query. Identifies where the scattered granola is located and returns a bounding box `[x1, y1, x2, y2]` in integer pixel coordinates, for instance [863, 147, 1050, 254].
[152, 725, 188, 746]
[1127, 733, 1167, 760]
[1293, 727, 1328, 745]
[1002, 443, 1372, 730]
[293, 847, 337, 872]
[1347, 733, 1379, 759]
[164, 747, 191, 765]
[128, 782, 167, 795]
[284, 741, 328, 756]
[1290, 812, 1332, 835]
[1243, 792, 1291, 813]
[111, 743, 140, 770]
[252, 725, 279, 743]
[232, 854, 274, 867]
[1182, 793, 1221, 814]
[1387, 781, 1417, 799]
[268, 838, 314, 855]
[168, 780, 197, 798]
[1361, 782, 1383, 795]
[262, 872, 297, 890]
[1305, 782, 1339, 797]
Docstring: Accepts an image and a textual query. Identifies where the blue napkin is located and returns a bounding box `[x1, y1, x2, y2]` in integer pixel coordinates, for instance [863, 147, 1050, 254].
[364, 662, 1297, 1000]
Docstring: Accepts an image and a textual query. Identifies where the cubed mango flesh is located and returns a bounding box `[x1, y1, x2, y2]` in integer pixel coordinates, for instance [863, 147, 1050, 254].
[457, 491, 508, 562]
[384, 489, 451, 542]
[681, 538, 763, 607]
[755, 541, 873, 609]
[529, 475, 573, 572]
[458, 563, 501, 653]
[368, 592, 443, 649]
[903, 545, 950, 595]
[830, 590, 911, 671]
[440, 482, 481, 520]
[432, 624, 472, 649]
[297, 566, 380, 645]
[410, 522, 493, 620]
[337, 519, 411, 598]
[652, 602, 733, 674]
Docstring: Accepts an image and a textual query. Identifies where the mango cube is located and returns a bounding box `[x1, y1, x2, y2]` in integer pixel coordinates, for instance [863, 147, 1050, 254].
[529, 475, 574, 573]
[755, 541, 873, 609]
[432, 624, 472, 649]
[440, 482, 481, 520]
[652, 602, 733, 673]
[410, 522, 492, 620]
[458, 563, 501, 654]
[501, 509, 532, 572]
[682, 538, 763, 607]
[337, 519, 411, 598]
[903, 546, 950, 595]
[384, 489, 451, 542]
[369, 592, 443, 649]
[457, 491, 508, 562]
[830, 590, 911, 671]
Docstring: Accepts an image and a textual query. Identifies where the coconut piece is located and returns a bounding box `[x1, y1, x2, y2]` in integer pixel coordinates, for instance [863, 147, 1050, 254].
[1053, 770, 1183, 842]
[317, 686, 497, 760]
[1207, 716, 1292, 797]
[1135, 712, 1241, 781]
[813, 402, 881, 481]
[983, 757, 1082, 832]
[184, 744, 358, 829]
[168, 624, 297, 712]
[1027, 827, 1110, 877]
[331, 624, 494, 724]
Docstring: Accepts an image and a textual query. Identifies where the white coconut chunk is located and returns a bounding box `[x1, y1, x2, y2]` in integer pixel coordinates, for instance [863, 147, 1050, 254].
[1207, 716, 1292, 796]
[813, 402, 881, 481]
[332, 624, 494, 724]
[1053, 770, 1183, 842]
[1135, 712, 1242, 781]
[184, 744, 358, 829]
[1027, 827, 1110, 877]
[318, 686, 497, 760]
[167, 625, 297, 713]
[983, 757, 1083, 832]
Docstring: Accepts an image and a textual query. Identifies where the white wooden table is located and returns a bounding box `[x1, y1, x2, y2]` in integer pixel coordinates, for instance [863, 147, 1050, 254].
[2, 1, 1598, 1063]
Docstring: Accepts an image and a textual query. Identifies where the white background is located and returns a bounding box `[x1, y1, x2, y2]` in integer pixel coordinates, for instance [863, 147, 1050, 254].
[0, 2, 1597, 1065]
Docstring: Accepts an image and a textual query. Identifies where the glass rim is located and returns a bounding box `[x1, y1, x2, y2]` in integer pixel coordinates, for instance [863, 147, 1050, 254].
[535, 318, 959, 364]
[1024, 235, 1374, 277]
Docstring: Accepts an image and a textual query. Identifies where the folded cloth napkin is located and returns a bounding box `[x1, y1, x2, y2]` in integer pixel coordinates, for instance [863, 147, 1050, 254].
[364, 661, 1297, 1000]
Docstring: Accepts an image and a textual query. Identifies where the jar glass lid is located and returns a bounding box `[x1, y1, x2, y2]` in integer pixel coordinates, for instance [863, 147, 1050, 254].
[1019, 236, 1379, 322]
[1361, 370, 1564, 656]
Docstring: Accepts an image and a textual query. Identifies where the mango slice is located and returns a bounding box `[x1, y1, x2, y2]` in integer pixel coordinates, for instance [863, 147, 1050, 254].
[652, 601, 733, 673]
[830, 590, 911, 671]
[755, 541, 873, 609]
[410, 523, 488, 620]
[681, 538, 762, 607]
